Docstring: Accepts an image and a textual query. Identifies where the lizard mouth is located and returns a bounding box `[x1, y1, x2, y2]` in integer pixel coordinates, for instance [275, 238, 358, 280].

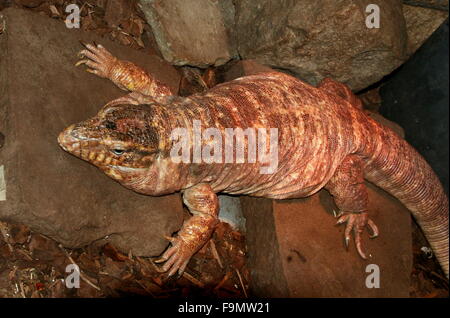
[108, 165, 148, 172]
[57, 125, 78, 153]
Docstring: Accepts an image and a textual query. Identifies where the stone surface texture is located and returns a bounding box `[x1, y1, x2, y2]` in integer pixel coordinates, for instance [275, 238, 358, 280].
[138, 0, 448, 93]
[234, 0, 408, 91]
[403, 4, 448, 55]
[139, 0, 237, 67]
[0, 8, 184, 256]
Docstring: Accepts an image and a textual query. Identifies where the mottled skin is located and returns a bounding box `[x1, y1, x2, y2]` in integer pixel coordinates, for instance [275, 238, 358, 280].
[59, 44, 449, 277]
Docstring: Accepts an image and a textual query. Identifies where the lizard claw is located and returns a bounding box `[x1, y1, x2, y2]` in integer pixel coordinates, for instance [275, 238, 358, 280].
[367, 219, 379, 239]
[336, 212, 378, 259]
[155, 235, 196, 277]
[336, 213, 349, 225]
[76, 42, 117, 79]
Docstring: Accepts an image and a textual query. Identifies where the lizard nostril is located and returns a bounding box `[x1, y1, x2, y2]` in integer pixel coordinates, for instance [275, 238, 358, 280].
[58, 124, 78, 152]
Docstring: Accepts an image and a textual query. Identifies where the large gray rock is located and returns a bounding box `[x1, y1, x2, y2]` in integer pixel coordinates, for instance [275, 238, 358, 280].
[0, 8, 184, 256]
[234, 0, 408, 91]
[403, 0, 448, 10]
[403, 4, 448, 55]
[139, 0, 237, 67]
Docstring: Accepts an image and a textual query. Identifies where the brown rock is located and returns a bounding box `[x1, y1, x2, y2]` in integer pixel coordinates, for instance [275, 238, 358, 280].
[139, 0, 237, 67]
[403, 4, 448, 55]
[234, 0, 408, 91]
[241, 184, 412, 297]
[0, 8, 183, 256]
[403, 0, 448, 10]
[240, 197, 290, 297]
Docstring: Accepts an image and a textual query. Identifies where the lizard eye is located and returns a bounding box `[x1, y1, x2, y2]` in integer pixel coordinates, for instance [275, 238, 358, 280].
[105, 121, 116, 130]
[112, 149, 125, 156]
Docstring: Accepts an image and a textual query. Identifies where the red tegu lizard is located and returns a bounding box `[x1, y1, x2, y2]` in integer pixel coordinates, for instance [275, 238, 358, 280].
[58, 43, 449, 278]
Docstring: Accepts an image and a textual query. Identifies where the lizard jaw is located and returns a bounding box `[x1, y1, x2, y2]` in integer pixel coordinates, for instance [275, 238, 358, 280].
[108, 165, 148, 172]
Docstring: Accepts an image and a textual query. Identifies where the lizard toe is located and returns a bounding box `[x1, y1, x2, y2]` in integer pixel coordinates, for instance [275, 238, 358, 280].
[157, 236, 196, 277]
[367, 219, 379, 239]
[337, 212, 375, 258]
[354, 228, 368, 259]
[76, 42, 117, 78]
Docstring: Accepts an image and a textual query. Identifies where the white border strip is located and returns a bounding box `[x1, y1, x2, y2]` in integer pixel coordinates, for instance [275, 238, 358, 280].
[0, 165, 5, 201]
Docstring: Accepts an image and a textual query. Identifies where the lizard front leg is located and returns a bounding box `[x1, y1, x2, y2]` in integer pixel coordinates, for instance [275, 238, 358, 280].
[76, 42, 173, 97]
[325, 155, 379, 259]
[155, 183, 219, 276]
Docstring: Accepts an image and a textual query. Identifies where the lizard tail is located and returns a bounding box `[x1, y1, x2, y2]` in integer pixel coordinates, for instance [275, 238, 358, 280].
[363, 124, 449, 278]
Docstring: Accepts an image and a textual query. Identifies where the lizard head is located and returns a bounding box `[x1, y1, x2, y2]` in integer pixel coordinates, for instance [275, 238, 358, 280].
[58, 103, 178, 195]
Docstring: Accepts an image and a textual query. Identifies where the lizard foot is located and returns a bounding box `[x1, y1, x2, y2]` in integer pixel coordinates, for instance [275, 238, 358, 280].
[336, 212, 379, 259]
[154, 235, 196, 277]
[76, 42, 117, 78]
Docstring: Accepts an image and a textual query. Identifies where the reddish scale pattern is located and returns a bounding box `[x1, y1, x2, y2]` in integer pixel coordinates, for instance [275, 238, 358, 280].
[59, 44, 449, 277]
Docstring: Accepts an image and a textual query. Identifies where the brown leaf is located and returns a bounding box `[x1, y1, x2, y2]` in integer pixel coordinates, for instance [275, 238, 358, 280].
[77, 252, 100, 274]
[102, 243, 128, 262]
[136, 279, 163, 295]
[116, 32, 132, 46]
[28, 235, 60, 261]
[152, 276, 163, 287]
[9, 224, 30, 245]
[103, 258, 126, 278]
[82, 12, 97, 31]
[129, 17, 144, 37]
[120, 272, 134, 281]
[49, 5, 60, 18]
[202, 68, 218, 88]
[0, 242, 13, 259]
[49, 279, 66, 298]
[134, 36, 145, 48]
[76, 275, 102, 298]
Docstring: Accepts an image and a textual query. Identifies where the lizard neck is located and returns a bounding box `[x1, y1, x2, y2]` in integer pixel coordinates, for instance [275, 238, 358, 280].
[138, 97, 221, 193]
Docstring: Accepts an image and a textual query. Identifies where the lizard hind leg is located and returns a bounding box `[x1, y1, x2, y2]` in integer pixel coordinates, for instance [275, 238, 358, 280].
[325, 155, 379, 259]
